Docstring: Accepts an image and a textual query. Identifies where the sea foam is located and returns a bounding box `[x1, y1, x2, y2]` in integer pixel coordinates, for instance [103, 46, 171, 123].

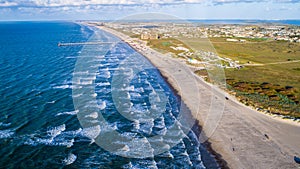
[0, 129, 14, 139]
[63, 153, 77, 165]
[56, 110, 79, 116]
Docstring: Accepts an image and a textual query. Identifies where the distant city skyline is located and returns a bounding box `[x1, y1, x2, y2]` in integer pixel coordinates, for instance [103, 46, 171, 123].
[0, 0, 299, 21]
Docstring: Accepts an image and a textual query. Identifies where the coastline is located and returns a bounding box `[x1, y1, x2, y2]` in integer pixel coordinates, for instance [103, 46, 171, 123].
[94, 24, 229, 168]
[92, 24, 300, 168]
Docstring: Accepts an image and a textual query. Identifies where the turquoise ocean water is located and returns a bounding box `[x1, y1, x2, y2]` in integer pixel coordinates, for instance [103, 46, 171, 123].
[0, 22, 218, 168]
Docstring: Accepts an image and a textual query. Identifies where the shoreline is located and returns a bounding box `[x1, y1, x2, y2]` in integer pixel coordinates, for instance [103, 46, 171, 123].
[94, 24, 229, 168]
[92, 24, 300, 168]
[131, 43, 230, 168]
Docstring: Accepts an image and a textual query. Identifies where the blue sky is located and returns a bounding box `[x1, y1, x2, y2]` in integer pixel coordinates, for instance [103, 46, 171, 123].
[0, 0, 299, 20]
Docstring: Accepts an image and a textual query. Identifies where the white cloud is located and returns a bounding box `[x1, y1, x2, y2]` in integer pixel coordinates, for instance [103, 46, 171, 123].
[0, 1, 18, 7]
[0, 0, 205, 8]
[0, 0, 299, 8]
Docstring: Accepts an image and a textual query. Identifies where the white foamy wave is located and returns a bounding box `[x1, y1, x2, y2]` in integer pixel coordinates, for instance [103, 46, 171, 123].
[122, 162, 133, 169]
[113, 85, 128, 92]
[73, 71, 89, 75]
[51, 138, 75, 148]
[97, 100, 106, 110]
[53, 84, 84, 89]
[72, 93, 83, 98]
[133, 120, 140, 130]
[66, 56, 77, 59]
[94, 122, 118, 135]
[168, 128, 186, 139]
[0, 122, 11, 127]
[149, 135, 164, 143]
[125, 92, 131, 99]
[24, 136, 74, 148]
[63, 153, 77, 165]
[139, 119, 154, 134]
[130, 104, 149, 118]
[155, 116, 166, 129]
[56, 110, 79, 116]
[119, 145, 130, 152]
[97, 70, 111, 79]
[46, 100, 56, 104]
[89, 56, 105, 62]
[130, 92, 142, 98]
[53, 85, 72, 89]
[156, 151, 174, 159]
[0, 129, 14, 139]
[78, 80, 93, 85]
[95, 87, 111, 94]
[85, 76, 97, 80]
[132, 159, 158, 169]
[24, 137, 52, 146]
[47, 124, 66, 138]
[149, 91, 163, 103]
[115, 136, 154, 158]
[79, 125, 101, 140]
[181, 150, 189, 157]
[122, 69, 134, 78]
[179, 151, 193, 166]
[108, 67, 119, 71]
[124, 85, 135, 92]
[95, 55, 105, 59]
[119, 132, 138, 140]
[23, 127, 84, 148]
[154, 127, 167, 136]
[135, 87, 145, 93]
[63, 128, 83, 136]
[91, 64, 104, 68]
[84, 112, 98, 119]
[96, 82, 111, 86]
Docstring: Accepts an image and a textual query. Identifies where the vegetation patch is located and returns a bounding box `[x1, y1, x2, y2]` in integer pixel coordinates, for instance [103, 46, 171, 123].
[192, 38, 300, 118]
[146, 38, 191, 55]
[226, 79, 300, 118]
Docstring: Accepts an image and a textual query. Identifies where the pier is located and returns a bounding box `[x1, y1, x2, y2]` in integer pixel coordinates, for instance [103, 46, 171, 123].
[58, 42, 115, 47]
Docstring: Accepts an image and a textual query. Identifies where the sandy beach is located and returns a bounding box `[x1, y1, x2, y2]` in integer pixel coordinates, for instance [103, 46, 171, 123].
[95, 25, 300, 169]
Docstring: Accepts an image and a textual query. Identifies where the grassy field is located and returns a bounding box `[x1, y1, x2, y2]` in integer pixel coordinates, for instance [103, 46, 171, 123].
[129, 33, 300, 118]
[146, 38, 191, 56]
[178, 37, 216, 52]
[179, 37, 300, 117]
[211, 38, 300, 64]
[210, 38, 300, 118]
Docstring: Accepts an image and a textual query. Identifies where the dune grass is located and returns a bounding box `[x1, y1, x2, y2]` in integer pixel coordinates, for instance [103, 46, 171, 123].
[146, 38, 191, 55]
[210, 38, 300, 117]
[189, 37, 300, 118]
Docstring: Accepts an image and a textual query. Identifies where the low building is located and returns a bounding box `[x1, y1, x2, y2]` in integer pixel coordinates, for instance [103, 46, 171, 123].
[141, 32, 159, 40]
[188, 58, 202, 65]
[226, 38, 239, 42]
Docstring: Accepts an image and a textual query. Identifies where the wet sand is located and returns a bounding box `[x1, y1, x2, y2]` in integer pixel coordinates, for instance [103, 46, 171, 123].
[96, 25, 300, 169]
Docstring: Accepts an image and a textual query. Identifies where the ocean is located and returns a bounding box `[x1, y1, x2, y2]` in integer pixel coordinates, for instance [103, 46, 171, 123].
[0, 22, 218, 168]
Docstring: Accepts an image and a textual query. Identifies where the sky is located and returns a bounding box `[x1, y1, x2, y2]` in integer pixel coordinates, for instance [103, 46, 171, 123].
[0, 0, 299, 21]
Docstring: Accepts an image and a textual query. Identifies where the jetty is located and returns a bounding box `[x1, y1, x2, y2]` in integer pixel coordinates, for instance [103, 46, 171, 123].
[58, 42, 115, 47]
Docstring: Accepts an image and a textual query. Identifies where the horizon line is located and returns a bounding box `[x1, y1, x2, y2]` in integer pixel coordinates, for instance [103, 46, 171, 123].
[1, 18, 300, 22]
